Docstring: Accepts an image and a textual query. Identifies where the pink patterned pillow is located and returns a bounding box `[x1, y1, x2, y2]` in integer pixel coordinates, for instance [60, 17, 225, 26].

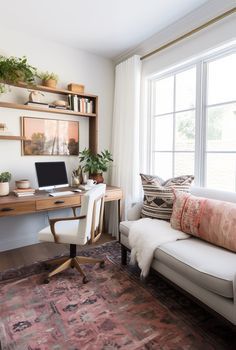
[171, 190, 236, 253]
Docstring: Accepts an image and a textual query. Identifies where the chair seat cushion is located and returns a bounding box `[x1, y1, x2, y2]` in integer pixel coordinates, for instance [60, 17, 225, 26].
[155, 238, 236, 298]
[38, 220, 80, 245]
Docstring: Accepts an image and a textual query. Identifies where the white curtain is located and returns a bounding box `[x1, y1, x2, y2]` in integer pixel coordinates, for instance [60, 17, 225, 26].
[108, 55, 142, 237]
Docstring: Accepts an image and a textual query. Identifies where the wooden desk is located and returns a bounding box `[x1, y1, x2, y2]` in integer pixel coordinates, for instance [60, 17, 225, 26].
[0, 186, 123, 218]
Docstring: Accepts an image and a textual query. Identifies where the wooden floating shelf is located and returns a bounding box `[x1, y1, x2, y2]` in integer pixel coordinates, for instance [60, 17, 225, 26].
[0, 135, 26, 140]
[0, 101, 96, 118]
[6, 82, 97, 98]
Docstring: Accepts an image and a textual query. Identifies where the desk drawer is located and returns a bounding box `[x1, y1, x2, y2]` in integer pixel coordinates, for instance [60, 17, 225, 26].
[36, 196, 81, 211]
[0, 201, 36, 217]
[105, 189, 122, 202]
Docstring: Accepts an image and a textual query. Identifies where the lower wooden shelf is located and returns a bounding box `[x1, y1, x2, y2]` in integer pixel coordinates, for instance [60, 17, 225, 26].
[0, 135, 26, 140]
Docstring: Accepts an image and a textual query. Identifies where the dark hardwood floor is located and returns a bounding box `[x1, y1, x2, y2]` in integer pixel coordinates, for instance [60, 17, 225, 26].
[0, 233, 115, 271]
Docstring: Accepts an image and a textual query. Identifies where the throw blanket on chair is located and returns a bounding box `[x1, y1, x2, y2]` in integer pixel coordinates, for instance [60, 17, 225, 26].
[129, 218, 190, 278]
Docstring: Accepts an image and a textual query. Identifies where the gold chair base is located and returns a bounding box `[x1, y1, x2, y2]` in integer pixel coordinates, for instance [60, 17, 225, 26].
[44, 256, 105, 284]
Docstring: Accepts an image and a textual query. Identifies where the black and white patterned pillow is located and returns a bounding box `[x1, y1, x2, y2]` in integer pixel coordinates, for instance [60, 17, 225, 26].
[140, 174, 194, 220]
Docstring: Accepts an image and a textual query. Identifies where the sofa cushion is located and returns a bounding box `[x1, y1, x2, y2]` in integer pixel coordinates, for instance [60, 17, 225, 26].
[155, 238, 236, 298]
[171, 190, 236, 253]
[119, 221, 134, 248]
[140, 174, 194, 221]
[120, 221, 134, 238]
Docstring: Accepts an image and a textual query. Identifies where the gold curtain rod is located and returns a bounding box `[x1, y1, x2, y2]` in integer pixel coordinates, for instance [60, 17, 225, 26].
[141, 7, 236, 60]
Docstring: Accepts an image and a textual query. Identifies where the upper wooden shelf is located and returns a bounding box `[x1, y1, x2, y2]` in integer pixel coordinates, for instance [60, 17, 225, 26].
[0, 101, 96, 117]
[7, 82, 98, 98]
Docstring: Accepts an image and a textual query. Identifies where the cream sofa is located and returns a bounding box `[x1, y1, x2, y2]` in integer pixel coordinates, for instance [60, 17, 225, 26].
[119, 187, 236, 325]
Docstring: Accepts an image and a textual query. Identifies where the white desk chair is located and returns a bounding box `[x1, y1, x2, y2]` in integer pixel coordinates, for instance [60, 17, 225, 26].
[38, 184, 106, 284]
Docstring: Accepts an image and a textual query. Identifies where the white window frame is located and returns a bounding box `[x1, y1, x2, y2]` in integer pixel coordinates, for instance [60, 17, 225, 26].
[147, 42, 236, 189]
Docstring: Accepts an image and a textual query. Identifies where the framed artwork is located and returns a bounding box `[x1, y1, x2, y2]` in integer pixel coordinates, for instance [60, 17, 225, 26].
[21, 117, 79, 156]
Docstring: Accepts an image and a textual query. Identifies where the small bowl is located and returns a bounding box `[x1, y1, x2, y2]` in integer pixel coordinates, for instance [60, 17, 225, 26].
[15, 179, 30, 189]
[53, 100, 68, 107]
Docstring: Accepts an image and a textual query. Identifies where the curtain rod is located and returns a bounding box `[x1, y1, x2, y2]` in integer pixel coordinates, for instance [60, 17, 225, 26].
[141, 7, 236, 61]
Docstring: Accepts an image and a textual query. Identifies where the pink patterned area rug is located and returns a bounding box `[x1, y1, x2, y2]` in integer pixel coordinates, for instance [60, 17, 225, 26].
[0, 242, 235, 349]
[0, 257, 218, 350]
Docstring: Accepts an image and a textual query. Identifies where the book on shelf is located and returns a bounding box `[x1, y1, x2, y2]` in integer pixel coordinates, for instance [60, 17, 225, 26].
[73, 95, 78, 112]
[49, 105, 68, 110]
[25, 101, 49, 108]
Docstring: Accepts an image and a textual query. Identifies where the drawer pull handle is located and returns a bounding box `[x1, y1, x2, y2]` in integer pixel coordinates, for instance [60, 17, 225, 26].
[1, 207, 14, 212]
[54, 200, 65, 204]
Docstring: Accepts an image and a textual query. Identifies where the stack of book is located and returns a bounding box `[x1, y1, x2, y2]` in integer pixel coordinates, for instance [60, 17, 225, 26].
[13, 188, 36, 197]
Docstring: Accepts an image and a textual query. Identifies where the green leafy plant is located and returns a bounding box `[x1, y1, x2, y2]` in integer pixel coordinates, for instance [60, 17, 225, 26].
[79, 148, 113, 175]
[0, 55, 37, 93]
[0, 172, 11, 183]
[37, 71, 58, 82]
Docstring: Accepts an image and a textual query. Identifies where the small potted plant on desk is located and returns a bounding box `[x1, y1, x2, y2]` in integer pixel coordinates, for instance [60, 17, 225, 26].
[79, 148, 113, 184]
[0, 172, 11, 196]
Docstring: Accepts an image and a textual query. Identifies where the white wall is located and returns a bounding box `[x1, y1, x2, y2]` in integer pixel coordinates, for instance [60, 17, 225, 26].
[0, 29, 114, 251]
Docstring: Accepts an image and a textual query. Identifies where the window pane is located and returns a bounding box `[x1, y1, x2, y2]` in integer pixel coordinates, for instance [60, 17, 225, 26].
[175, 67, 196, 111]
[154, 76, 174, 115]
[206, 103, 236, 151]
[207, 53, 236, 105]
[174, 153, 195, 177]
[154, 114, 173, 150]
[153, 152, 172, 180]
[175, 111, 195, 151]
[206, 153, 236, 191]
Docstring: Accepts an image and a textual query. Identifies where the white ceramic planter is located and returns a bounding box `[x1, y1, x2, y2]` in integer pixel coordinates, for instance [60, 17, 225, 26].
[0, 182, 10, 196]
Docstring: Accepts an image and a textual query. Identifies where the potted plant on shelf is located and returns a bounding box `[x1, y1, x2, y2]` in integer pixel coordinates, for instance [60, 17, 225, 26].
[37, 71, 58, 88]
[0, 172, 11, 196]
[0, 55, 37, 93]
[79, 148, 113, 184]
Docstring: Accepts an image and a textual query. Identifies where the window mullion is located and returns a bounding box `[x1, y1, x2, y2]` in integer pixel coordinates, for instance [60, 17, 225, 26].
[150, 81, 155, 174]
[172, 75, 176, 177]
[195, 60, 205, 186]
[201, 60, 208, 187]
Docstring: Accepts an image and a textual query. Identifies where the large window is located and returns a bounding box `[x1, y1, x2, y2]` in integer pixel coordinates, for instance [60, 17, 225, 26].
[149, 46, 236, 191]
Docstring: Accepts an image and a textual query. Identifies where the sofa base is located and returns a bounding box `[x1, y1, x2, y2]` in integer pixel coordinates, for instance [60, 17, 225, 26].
[121, 244, 128, 265]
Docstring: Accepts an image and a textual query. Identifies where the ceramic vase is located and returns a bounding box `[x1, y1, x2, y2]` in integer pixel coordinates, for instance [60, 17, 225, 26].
[0, 182, 10, 196]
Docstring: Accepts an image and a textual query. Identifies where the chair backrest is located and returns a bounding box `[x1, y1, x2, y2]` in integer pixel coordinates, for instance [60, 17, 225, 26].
[77, 184, 106, 245]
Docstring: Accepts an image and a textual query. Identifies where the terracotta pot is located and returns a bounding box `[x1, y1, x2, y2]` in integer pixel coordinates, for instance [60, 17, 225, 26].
[0, 182, 10, 196]
[89, 173, 104, 184]
[42, 79, 57, 88]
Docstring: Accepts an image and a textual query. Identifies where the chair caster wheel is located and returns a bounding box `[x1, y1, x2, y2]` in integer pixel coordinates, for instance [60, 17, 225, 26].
[83, 276, 89, 284]
[43, 278, 50, 284]
[100, 261, 105, 268]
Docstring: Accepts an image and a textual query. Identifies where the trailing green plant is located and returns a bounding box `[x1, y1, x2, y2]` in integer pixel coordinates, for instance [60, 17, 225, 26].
[0, 55, 37, 93]
[79, 148, 113, 175]
[0, 172, 11, 183]
[37, 71, 58, 82]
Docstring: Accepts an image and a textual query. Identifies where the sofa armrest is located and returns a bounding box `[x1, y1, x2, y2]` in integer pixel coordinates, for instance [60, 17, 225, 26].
[127, 202, 143, 221]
